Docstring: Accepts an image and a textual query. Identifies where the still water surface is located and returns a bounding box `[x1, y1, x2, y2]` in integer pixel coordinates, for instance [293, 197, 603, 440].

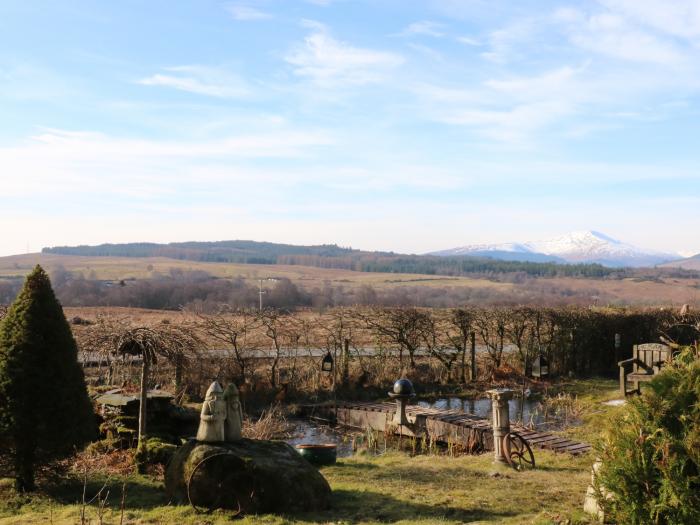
[417, 396, 548, 426]
[288, 394, 571, 454]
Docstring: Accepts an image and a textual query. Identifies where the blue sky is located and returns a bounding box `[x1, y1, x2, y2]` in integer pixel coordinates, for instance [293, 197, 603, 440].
[1, 0, 699, 257]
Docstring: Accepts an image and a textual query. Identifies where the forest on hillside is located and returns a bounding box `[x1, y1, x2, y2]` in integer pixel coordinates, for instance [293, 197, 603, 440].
[44, 240, 625, 278]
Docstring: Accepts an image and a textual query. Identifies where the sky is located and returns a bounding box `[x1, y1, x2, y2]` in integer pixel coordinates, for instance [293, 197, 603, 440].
[1, 0, 699, 258]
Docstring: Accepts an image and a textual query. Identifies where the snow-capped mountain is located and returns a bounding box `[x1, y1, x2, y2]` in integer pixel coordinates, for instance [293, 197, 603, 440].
[430, 231, 680, 268]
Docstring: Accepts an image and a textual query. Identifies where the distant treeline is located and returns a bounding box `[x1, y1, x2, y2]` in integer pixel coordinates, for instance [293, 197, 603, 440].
[43, 240, 623, 278]
[43, 240, 358, 264]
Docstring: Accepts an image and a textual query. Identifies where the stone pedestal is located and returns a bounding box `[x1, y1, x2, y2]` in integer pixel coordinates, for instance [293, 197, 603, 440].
[388, 379, 415, 427]
[391, 395, 411, 426]
[487, 388, 513, 464]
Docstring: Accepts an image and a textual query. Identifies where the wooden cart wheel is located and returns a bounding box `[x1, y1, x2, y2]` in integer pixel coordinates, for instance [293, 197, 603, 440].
[187, 452, 246, 515]
[502, 431, 535, 471]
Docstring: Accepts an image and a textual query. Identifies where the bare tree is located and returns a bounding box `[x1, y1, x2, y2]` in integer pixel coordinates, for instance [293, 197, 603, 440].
[258, 309, 300, 389]
[419, 311, 459, 383]
[197, 307, 259, 384]
[356, 307, 426, 371]
[473, 307, 509, 369]
[319, 308, 357, 388]
[505, 306, 535, 375]
[442, 308, 474, 384]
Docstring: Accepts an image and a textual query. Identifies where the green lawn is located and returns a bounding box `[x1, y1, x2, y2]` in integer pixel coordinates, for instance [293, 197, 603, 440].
[0, 378, 624, 524]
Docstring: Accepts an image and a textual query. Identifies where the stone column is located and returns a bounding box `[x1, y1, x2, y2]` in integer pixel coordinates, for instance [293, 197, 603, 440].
[393, 396, 410, 426]
[487, 388, 513, 464]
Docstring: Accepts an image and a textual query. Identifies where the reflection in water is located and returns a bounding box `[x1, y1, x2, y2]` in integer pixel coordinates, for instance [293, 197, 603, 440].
[286, 419, 356, 457]
[290, 395, 576, 453]
[417, 396, 572, 428]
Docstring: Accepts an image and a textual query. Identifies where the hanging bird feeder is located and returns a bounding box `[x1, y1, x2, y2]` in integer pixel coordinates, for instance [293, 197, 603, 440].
[321, 351, 334, 373]
[532, 354, 549, 378]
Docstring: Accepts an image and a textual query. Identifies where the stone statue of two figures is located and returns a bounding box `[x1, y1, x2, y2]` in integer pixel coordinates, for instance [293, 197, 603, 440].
[196, 381, 244, 442]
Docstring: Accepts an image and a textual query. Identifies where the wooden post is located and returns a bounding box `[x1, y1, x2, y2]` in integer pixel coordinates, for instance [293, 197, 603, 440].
[619, 364, 627, 396]
[470, 331, 477, 382]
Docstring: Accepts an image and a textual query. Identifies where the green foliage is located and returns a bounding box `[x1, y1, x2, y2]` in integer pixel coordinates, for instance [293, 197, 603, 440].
[596, 347, 700, 524]
[0, 265, 95, 491]
[134, 437, 177, 466]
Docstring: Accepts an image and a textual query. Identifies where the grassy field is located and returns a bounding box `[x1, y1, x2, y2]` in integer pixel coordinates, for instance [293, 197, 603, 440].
[2, 252, 700, 305]
[0, 379, 623, 525]
[0, 253, 511, 291]
[0, 451, 595, 525]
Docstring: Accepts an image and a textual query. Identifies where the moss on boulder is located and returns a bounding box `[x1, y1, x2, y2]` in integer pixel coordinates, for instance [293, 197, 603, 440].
[165, 438, 331, 514]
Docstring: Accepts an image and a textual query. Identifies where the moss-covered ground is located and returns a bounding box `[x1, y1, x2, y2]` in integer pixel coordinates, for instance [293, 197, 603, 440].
[0, 378, 625, 524]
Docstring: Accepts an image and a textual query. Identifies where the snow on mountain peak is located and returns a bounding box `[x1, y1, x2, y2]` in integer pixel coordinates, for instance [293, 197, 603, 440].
[430, 231, 680, 267]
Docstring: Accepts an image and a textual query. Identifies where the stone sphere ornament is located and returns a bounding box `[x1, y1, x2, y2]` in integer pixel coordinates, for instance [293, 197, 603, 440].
[392, 378, 415, 396]
[388, 378, 415, 426]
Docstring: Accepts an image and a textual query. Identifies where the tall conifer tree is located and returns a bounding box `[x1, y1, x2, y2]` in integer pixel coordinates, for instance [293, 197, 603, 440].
[0, 265, 94, 491]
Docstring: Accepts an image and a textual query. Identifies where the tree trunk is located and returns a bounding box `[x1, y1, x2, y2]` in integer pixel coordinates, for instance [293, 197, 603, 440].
[342, 338, 350, 386]
[137, 358, 150, 460]
[14, 443, 36, 492]
[470, 332, 477, 382]
[174, 355, 183, 390]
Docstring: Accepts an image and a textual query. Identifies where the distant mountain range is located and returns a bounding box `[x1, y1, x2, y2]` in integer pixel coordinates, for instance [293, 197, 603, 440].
[430, 231, 682, 268]
[41, 239, 625, 278]
[660, 253, 700, 271]
[41, 232, 692, 271]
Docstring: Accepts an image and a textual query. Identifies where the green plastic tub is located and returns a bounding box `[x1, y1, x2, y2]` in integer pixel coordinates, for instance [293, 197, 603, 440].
[295, 444, 337, 466]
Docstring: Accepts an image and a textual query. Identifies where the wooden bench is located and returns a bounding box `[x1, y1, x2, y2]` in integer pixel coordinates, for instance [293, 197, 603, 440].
[618, 343, 673, 396]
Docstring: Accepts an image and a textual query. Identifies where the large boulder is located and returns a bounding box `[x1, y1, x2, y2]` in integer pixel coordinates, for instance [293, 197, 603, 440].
[165, 438, 332, 514]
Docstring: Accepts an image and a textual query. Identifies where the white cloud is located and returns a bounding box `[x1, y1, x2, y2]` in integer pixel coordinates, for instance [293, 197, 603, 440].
[400, 21, 445, 38]
[407, 43, 445, 62]
[285, 22, 404, 86]
[227, 4, 271, 20]
[597, 0, 700, 40]
[456, 36, 482, 46]
[481, 18, 538, 63]
[0, 64, 77, 100]
[555, 8, 687, 64]
[0, 128, 335, 200]
[484, 64, 589, 101]
[437, 101, 574, 144]
[138, 65, 250, 97]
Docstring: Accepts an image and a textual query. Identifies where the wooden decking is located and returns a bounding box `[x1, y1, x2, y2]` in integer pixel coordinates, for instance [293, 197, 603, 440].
[303, 401, 591, 456]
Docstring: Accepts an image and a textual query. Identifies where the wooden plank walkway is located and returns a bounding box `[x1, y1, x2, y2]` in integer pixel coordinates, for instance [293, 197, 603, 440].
[306, 401, 591, 456]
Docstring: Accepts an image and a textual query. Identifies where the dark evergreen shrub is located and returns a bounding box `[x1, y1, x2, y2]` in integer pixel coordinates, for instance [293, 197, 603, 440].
[0, 265, 95, 491]
[596, 347, 700, 524]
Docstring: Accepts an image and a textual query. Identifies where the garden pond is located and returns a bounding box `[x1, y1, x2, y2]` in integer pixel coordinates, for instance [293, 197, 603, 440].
[287, 393, 581, 456]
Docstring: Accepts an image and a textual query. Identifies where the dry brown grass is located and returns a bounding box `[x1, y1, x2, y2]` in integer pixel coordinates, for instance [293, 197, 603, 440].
[242, 404, 294, 440]
[0, 253, 509, 291]
[3, 252, 699, 305]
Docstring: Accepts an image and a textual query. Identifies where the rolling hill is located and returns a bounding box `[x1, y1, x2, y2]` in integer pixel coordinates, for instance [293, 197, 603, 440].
[660, 254, 700, 271]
